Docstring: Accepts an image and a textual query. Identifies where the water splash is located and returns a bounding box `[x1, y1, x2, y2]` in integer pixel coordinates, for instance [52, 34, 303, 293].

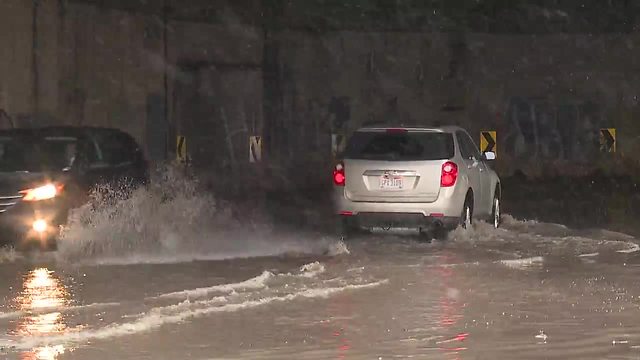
[446, 214, 640, 259]
[0, 279, 388, 352]
[55, 166, 346, 265]
[0, 246, 20, 263]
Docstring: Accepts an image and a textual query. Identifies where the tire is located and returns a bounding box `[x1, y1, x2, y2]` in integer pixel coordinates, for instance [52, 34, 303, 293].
[418, 227, 433, 242]
[423, 225, 447, 241]
[337, 217, 357, 240]
[460, 194, 473, 229]
[491, 191, 501, 229]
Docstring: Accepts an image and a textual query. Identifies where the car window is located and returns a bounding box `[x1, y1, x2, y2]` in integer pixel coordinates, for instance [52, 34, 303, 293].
[455, 132, 470, 159]
[0, 135, 78, 171]
[81, 137, 101, 164]
[344, 131, 454, 161]
[456, 131, 480, 160]
[121, 134, 142, 161]
[94, 131, 136, 166]
[463, 132, 481, 159]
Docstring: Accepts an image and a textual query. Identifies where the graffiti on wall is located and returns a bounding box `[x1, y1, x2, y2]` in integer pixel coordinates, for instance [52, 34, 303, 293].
[502, 96, 609, 163]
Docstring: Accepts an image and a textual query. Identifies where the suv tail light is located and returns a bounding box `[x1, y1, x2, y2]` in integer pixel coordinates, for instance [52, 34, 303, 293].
[440, 161, 458, 187]
[333, 162, 346, 186]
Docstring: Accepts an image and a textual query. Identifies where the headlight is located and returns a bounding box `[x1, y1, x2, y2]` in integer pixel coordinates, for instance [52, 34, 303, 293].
[32, 219, 48, 233]
[20, 183, 64, 201]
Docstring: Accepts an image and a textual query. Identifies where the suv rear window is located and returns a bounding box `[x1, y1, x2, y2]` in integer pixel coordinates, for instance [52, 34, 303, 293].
[344, 131, 454, 161]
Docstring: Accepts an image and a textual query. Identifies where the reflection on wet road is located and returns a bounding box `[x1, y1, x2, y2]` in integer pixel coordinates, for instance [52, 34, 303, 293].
[14, 268, 69, 360]
[0, 216, 639, 359]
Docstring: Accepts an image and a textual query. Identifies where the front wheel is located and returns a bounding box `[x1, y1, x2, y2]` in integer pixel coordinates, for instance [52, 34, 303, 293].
[491, 195, 501, 229]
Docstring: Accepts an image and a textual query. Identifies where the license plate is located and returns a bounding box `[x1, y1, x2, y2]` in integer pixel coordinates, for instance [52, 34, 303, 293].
[380, 175, 403, 190]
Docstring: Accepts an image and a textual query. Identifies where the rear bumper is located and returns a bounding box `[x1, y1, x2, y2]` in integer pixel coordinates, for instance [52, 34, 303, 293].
[333, 182, 467, 218]
[341, 212, 460, 230]
[333, 182, 469, 230]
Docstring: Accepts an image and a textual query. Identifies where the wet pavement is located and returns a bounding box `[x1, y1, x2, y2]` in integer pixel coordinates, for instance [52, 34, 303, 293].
[0, 215, 639, 359]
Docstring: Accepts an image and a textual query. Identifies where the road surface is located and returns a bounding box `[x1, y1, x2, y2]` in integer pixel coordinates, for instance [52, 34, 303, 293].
[0, 181, 639, 359]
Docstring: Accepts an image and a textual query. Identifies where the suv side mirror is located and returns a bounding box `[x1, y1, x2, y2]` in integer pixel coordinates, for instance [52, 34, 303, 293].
[483, 151, 496, 161]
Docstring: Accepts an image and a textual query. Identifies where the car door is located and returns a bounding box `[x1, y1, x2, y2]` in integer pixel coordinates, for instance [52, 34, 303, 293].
[72, 135, 104, 188]
[97, 131, 140, 185]
[60, 136, 95, 207]
[462, 131, 492, 216]
[119, 133, 149, 184]
[456, 131, 484, 216]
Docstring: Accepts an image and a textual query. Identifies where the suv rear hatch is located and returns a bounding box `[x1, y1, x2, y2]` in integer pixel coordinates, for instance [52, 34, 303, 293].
[342, 129, 454, 203]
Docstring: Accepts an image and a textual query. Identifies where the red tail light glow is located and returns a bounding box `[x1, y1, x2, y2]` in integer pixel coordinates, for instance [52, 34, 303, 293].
[333, 163, 346, 186]
[440, 161, 458, 187]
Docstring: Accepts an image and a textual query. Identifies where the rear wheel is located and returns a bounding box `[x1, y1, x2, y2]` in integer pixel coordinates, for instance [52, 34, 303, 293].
[337, 217, 357, 240]
[491, 193, 501, 229]
[461, 194, 473, 229]
[422, 225, 447, 241]
[418, 227, 433, 242]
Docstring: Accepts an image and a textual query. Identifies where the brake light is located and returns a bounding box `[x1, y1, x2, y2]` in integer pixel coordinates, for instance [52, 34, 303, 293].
[440, 161, 458, 187]
[333, 162, 346, 186]
[20, 183, 64, 201]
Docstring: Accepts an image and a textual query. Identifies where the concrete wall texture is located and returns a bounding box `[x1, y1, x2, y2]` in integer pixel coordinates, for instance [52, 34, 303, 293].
[0, 1, 638, 180]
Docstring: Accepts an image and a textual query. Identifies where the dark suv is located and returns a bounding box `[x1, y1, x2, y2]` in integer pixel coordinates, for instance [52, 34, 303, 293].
[0, 126, 149, 249]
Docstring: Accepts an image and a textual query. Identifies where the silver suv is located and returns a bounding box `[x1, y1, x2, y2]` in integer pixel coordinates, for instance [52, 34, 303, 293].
[333, 126, 501, 238]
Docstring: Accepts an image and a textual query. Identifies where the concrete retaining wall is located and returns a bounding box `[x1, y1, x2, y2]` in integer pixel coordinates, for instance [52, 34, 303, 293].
[0, 1, 639, 179]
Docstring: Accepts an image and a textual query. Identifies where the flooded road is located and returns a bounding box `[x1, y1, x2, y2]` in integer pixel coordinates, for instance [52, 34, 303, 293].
[0, 216, 639, 359]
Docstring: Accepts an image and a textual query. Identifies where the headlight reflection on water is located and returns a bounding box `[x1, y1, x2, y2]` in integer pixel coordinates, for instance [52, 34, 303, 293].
[14, 268, 71, 360]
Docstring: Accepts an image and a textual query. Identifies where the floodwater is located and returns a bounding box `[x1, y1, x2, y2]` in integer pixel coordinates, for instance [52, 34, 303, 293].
[0, 176, 639, 359]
